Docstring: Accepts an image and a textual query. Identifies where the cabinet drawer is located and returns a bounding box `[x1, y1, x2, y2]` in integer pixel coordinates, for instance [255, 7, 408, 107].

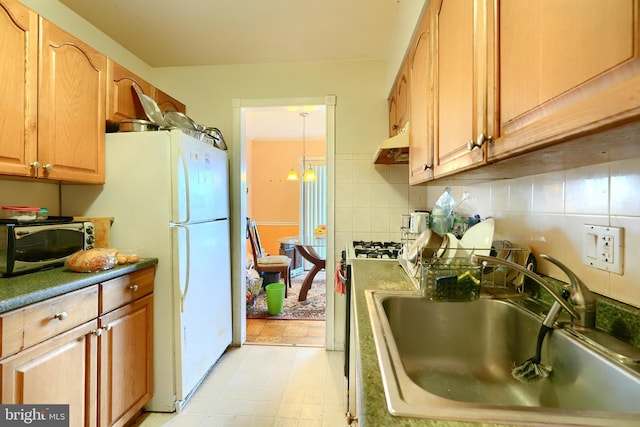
[100, 267, 155, 314]
[0, 285, 99, 359]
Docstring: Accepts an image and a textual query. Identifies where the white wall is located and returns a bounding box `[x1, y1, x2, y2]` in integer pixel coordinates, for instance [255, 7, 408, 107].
[151, 61, 389, 156]
[0, 181, 60, 214]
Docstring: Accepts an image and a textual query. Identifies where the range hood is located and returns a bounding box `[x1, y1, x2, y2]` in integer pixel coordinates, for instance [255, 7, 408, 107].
[372, 123, 409, 164]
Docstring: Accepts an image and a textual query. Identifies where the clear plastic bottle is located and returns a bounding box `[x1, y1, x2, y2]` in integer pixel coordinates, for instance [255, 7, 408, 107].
[430, 207, 448, 235]
[430, 187, 456, 234]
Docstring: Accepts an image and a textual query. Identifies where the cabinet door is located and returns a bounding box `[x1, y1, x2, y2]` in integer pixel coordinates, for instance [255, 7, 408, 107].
[38, 18, 106, 184]
[388, 64, 409, 137]
[107, 60, 153, 122]
[0, 320, 99, 427]
[490, 0, 640, 160]
[153, 88, 186, 114]
[408, 10, 434, 184]
[388, 91, 398, 136]
[0, 0, 38, 178]
[433, 0, 486, 178]
[99, 294, 153, 427]
[395, 62, 410, 133]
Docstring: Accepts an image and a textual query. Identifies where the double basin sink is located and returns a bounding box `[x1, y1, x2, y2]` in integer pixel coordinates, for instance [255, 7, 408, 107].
[366, 291, 640, 426]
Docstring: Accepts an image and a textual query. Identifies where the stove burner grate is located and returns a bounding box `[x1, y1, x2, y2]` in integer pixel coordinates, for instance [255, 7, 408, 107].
[353, 241, 402, 259]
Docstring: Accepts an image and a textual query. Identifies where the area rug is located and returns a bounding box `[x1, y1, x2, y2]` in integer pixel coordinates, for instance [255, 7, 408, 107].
[246, 271, 326, 320]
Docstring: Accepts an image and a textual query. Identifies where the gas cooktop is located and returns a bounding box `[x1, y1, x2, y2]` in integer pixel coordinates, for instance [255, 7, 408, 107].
[351, 241, 402, 259]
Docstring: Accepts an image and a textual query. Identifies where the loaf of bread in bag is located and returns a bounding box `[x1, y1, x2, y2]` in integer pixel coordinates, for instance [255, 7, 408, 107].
[65, 248, 119, 272]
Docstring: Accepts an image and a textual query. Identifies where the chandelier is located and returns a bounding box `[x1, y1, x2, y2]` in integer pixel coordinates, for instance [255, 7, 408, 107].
[286, 112, 316, 182]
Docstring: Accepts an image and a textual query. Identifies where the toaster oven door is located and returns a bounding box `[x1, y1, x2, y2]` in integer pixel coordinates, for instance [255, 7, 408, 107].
[5, 223, 88, 275]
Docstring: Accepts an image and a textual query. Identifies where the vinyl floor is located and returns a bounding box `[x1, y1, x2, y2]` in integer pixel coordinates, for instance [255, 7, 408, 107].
[131, 344, 346, 427]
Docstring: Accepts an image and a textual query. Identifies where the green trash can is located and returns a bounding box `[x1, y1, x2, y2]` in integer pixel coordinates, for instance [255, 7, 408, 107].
[265, 283, 285, 315]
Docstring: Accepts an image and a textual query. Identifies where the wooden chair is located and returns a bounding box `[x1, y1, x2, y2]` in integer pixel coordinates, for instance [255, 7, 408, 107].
[247, 219, 292, 297]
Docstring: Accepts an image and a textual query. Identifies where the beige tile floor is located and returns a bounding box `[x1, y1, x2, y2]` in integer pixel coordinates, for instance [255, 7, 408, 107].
[131, 344, 347, 427]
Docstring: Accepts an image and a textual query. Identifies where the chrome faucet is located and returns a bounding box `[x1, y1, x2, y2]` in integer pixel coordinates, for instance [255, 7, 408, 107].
[472, 254, 581, 324]
[539, 254, 596, 329]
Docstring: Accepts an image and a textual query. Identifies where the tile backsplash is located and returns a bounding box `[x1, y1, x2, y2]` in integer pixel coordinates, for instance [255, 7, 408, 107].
[336, 154, 640, 309]
[334, 154, 429, 257]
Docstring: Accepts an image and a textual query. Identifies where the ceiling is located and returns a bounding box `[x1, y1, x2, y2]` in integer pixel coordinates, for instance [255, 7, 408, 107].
[58, 0, 402, 67]
[58, 0, 403, 139]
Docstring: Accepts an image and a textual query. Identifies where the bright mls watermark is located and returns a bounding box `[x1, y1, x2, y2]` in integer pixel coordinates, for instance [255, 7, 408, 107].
[0, 405, 69, 426]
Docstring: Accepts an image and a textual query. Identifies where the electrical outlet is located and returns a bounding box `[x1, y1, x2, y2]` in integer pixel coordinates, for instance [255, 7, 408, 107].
[582, 225, 624, 274]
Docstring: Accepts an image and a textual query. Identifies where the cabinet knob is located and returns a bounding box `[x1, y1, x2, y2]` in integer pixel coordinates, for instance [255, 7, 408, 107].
[53, 312, 68, 321]
[467, 133, 493, 151]
[43, 164, 54, 172]
[422, 163, 432, 171]
[92, 328, 103, 337]
[30, 161, 41, 170]
[129, 284, 139, 292]
[102, 324, 113, 332]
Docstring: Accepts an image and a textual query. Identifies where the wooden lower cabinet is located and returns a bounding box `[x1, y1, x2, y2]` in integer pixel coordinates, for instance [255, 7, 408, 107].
[99, 294, 153, 427]
[0, 267, 155, 427]
[0, 320, 99, 427]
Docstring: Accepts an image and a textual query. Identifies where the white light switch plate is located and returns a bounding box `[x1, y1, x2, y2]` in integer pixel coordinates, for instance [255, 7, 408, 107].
[582, 225, 624, 274]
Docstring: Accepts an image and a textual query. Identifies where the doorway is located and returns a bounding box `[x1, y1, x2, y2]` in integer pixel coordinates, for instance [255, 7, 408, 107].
[232, 97, 336, 349]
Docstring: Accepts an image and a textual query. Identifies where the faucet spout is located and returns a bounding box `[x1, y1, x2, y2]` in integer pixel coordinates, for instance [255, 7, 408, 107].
[540, 254, 596, 329]
[472, 254, 580, 321]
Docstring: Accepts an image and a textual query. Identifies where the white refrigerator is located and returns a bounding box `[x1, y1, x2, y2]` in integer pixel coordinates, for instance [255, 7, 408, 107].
[62, 129, 232, 412]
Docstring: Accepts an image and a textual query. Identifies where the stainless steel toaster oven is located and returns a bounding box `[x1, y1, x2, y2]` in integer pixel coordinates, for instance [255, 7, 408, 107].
[0, 219, 95, 276]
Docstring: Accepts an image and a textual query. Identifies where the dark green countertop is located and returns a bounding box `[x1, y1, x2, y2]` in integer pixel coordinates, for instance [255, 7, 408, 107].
[0, 258, 158, 314]
[350, 259, 515, 427]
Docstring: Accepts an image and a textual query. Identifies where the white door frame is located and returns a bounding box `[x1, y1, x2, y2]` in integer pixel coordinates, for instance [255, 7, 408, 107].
[231, 95, 337, 350]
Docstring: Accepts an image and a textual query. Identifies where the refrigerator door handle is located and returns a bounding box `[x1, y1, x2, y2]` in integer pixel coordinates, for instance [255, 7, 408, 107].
[176, 144, 191, 224]
[176, 224, 191, 312]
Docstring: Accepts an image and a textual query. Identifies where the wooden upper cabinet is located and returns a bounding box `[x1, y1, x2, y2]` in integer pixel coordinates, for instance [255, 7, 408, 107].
[489, 0, 640, 160]
[107, 60, 152, 122]
[388, 91, 398, 136]
[153, 88, 186, 114]
[433, 0, 486, 178]
[388, 63, 410, 136]
[0, 0, 38, 178]
[38, 18, 106, 183]
[409, 8, 434, 184]
[395, 62, 410, 133]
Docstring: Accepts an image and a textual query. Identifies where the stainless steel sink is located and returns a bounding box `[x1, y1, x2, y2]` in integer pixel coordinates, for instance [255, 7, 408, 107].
[366, 291, 640, 426]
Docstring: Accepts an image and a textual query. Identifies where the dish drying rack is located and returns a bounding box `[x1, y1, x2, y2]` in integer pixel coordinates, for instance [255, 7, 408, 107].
[399, 228, 535, 301]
